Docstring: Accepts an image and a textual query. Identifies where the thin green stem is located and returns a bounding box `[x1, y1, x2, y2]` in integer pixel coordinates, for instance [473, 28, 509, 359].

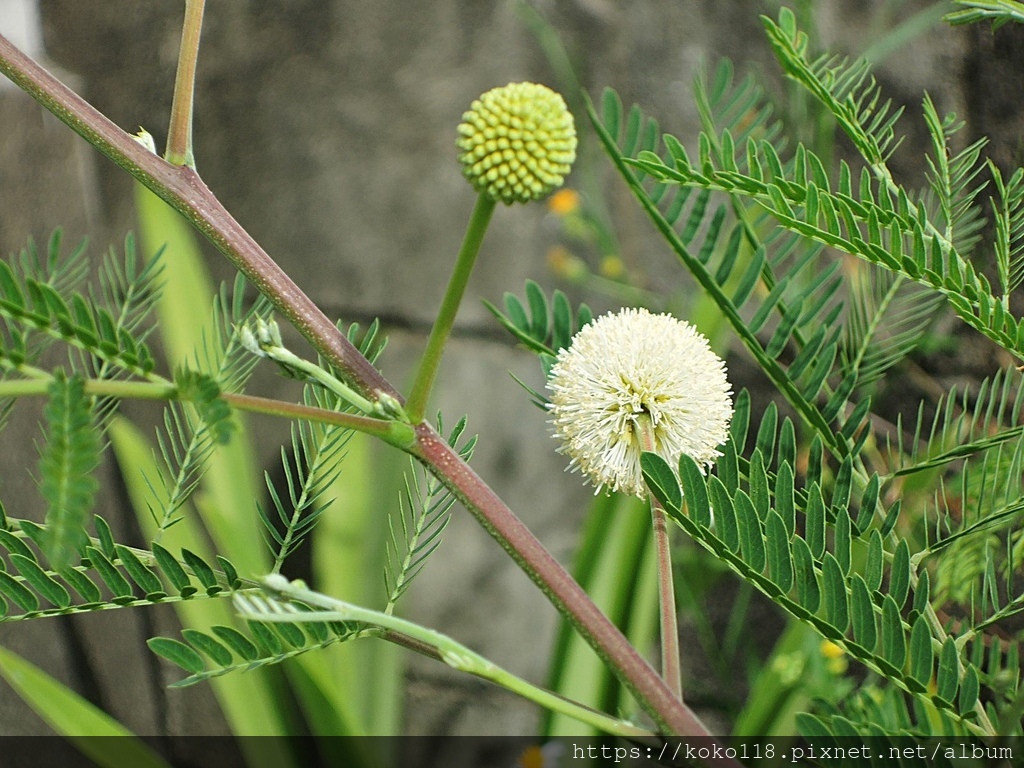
[166, 0, 206, 167]
[249, 576, 654, 738]
[638, 416, 683, 701]
[224, 393, 416, 449]
[407, 193, 497, 423]
[0, 377, 177, 401]
[650, 501, 682, 699]
[0, 376, 415, 449]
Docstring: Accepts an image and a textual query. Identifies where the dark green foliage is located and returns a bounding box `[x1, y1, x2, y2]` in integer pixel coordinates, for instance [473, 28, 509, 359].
[880, 596, 907, 671]
[485, 280, 593, 381]
[93, 515, 116, 561]
[590, 83, 864, 467]
[909, 615, 934, 689]
[640, 453, 681, 514]
[610, 43, 1021, 705]
[114, 546, 165, 598]
[150, 542, 194, 597]
[0, 571, 39, 613]
[181, 629, 233, 666]
[849, 575, 876, 652]
[9, 555, 70, 608]
[765, 511, 793, 593]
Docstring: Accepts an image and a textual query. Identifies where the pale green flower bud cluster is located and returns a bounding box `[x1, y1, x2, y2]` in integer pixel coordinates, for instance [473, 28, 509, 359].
[457, 82, 577, 204]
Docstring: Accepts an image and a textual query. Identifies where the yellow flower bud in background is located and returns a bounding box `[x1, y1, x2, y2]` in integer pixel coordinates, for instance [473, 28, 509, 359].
[457, 82, 577, 205]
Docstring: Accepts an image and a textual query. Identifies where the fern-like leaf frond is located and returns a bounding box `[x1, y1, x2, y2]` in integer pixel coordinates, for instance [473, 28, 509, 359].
[384, 414, 476, 612]
[946, 0, 1024, 29]
[192, 274, 270, 395]
[485, 280, 593, 368]
[921, 94, 988, 256]
[260, 386, 354, 572]
[149, 611, 360, 688]
[148, 403, 218, 534]
[841, 269, 943, 389]
[887, 366, 1024, 478]
[762, 8, 904, 166]
[0, 239, 157, 378]
[94, 233, 163, 353]
[38, 372, 100, 570]
[0, 516, 241, 620]
[591, 89, 871, 464]
[990, 163, 1024, 298]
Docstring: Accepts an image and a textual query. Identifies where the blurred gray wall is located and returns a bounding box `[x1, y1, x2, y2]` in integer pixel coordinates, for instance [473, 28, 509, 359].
[0, 0, 1009, 741]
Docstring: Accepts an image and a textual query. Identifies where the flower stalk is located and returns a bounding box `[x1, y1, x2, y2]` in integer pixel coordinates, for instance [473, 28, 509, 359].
[638, 415, 683, 701]
[406, 192, 496, 423]
[166, 0, 206, 167]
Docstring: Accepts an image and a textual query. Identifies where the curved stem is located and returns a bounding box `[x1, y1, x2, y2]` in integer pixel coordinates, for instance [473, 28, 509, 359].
[166, 0, 206, 167]
[248, 577, 654, 738]
[407, 193, 496, 422]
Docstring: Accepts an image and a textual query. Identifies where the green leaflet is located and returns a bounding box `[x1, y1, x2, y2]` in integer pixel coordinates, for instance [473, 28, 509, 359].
[734, 491, 767, 574]
[908, 615, 934, 691]
[821, 554, 849, 636]
[484, 280, 593, 380]
[849, 574, 877, 652]
[641, 452, 682, 513]
[9, 554, 70, 609]
[765, 511, 793, 594]
[678, 454, 712, 528]
[880, 595, 907, 672]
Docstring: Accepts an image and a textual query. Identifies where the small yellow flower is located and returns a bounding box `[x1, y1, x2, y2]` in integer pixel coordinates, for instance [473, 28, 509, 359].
[599, 254, 626, 279]
[547, 246, 587, 281]
[547, 188, 581, 216]
[457, 82, 577, 204]
[820, 639, 848, 675]
[820, 639, 845, 659]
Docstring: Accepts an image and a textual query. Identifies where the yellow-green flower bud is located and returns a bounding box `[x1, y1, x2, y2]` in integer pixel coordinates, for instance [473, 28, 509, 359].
[457, 82, 577, 205]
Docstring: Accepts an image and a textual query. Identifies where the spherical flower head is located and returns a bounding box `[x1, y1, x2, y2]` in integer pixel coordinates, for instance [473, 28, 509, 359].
[457, 82, 577, 205]
[547, 308, 733, 497]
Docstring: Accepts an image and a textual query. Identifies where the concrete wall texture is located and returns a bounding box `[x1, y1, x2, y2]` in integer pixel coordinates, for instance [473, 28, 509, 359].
[0, 0, 1017, 740]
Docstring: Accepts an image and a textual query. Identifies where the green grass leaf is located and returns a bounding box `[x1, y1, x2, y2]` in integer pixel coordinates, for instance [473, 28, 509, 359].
[0, 644, 172, 768]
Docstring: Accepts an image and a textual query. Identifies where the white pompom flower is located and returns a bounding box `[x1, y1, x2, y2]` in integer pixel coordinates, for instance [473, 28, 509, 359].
[547, 307, 733, 497]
